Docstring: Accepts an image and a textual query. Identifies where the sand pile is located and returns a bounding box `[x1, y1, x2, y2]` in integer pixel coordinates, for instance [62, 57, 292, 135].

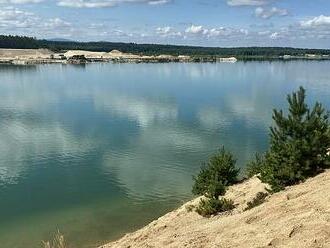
[63, 49, 145, 59]
[64, 50, 107, 59]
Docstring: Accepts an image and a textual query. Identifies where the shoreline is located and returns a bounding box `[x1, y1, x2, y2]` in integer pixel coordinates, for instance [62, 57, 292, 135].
[99, 170, 330, 248]
[0, 48, 205, 65]
[1, 48, 330, 66]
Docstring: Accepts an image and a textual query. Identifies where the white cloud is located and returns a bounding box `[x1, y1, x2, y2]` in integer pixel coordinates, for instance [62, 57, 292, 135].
[227, 0, 273, 6]
[156, 26, 182, 37]
[255, 7, 288, 19]
[0, 0, 43, 3]
[184, 24, 248, 39]
[0, 6, 74, 38]
[57, 0, 171, 8]
[300, 15, 330, 28]
[207, 27, 248, 37]
[185, 25, 205, 34]
[148, 0, 170, 5]
[156, 26, 172, 34]
[57, 0, 116, 8]
[0, 7, 38, 28]
[207, 27, 226, 37]
[258, 30, 271, 35]
[43, 18, 71, 29]
[269, 31, 280, 39]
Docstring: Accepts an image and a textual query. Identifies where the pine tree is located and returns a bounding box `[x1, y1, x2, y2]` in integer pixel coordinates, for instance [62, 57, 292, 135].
[192, 147, 239, 217]
[192, 147, 239, 199]
[260, 87, 330, 191]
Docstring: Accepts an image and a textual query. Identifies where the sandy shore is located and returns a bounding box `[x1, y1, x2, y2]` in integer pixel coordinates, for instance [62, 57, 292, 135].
[0, 48, 194, 64]
[1, 48, 329, 65]
[100, 170, 330, 248]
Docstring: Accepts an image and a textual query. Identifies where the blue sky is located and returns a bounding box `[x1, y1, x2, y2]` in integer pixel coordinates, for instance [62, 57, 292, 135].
[1, 0, 330, 48]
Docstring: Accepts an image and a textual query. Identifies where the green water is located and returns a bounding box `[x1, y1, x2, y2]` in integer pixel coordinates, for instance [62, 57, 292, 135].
[0, 61, 330, 248]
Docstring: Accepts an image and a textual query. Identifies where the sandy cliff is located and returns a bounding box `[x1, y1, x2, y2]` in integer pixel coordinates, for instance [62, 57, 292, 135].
[100, 170, 330, 248]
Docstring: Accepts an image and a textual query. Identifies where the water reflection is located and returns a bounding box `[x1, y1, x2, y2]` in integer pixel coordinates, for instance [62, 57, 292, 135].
[0, 61, 329, 248]
[0, 64, 37, 72]
[0, 118, 92, 186]
[102, 123, 208, 200]
[93, 93, 178, 127]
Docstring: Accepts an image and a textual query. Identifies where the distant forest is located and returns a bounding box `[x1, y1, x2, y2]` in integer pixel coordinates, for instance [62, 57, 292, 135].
[1, 34, 330, 57]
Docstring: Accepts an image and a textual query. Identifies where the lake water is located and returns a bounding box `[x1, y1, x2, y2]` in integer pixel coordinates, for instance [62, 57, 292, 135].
[0, 61, 330, 248]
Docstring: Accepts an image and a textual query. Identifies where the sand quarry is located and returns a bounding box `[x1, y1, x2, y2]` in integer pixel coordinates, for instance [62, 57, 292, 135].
[100, 170, 330, 248]
[0, 48, 136, 60]
[0, 48, 188, 63]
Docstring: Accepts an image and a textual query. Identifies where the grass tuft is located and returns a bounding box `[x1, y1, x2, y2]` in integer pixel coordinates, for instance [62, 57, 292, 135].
[42, 230, 67, 248]
[196, 197, 235, 217]
[244, 192, 268, 211]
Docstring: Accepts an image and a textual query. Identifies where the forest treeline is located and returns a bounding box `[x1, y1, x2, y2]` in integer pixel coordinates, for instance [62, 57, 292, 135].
[1, 35, 330, 57]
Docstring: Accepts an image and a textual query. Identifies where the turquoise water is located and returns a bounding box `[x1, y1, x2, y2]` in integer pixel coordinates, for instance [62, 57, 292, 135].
[0, 61, 330, 248]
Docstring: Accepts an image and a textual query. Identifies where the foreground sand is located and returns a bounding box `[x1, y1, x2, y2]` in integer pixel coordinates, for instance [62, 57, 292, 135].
[100, 170, 330, 248]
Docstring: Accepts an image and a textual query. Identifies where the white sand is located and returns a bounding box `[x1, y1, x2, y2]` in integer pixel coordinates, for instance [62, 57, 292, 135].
[0, 48, 54, 59]
[0, 48, 192, 63]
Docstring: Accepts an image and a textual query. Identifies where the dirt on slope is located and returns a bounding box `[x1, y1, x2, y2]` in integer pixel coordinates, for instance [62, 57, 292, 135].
[100, 170, 330, 248]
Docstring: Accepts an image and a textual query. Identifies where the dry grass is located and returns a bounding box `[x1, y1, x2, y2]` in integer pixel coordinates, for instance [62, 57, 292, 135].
[244, 191, 268, 211]
[42, 230, 67, 248]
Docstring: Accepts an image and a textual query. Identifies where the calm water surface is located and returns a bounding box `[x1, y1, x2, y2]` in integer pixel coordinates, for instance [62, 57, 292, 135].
[0, 61, 330, 248]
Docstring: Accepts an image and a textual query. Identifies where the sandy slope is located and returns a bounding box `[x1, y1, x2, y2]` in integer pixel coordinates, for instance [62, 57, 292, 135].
[100, 170, 330, 248]
[0, 48, 53, 59]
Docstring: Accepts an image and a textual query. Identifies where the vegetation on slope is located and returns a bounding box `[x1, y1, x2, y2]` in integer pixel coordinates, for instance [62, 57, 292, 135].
[193, 87, 330, 217]
[192, 148, 239, 217]
[247, 87, 330, 192]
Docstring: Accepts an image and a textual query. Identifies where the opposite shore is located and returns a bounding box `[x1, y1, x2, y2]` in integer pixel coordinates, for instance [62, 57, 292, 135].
[1, 48, 330, 65]
[0, 48, 235, 65]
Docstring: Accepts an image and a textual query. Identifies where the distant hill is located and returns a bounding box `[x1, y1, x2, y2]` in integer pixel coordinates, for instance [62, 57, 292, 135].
[1, 34, 330, 58]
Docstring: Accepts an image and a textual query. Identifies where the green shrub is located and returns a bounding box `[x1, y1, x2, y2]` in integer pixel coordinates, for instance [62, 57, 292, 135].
[196, 197, 235, 217]
[260, 87, 330, 192]
[192, 147, 240, 199]
[244, 192, 268, 211]
[185, 204, 195, 212]
[192, 147, 239, 217]
[246, 153, 265, 178]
